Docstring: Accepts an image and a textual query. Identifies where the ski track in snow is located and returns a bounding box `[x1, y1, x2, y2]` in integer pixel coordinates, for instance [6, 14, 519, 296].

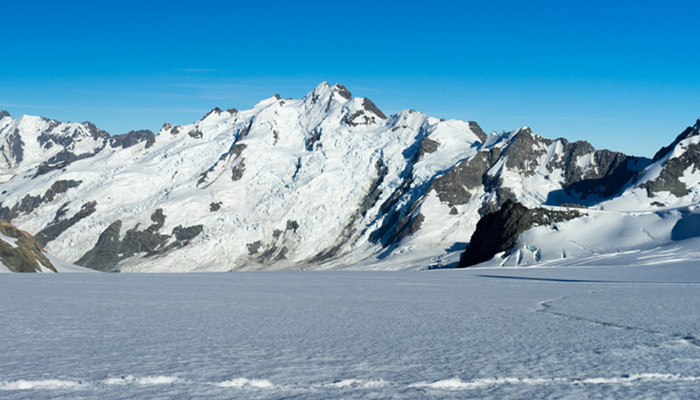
[537, 289, 700, 348]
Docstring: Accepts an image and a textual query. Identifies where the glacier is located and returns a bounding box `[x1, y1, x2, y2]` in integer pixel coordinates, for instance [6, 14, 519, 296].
[1, 263, 699, 398]
[0, 82, 699, 271]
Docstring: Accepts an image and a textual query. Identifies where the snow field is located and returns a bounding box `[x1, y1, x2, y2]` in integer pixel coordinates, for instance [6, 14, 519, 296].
[1, 264, 698, 399]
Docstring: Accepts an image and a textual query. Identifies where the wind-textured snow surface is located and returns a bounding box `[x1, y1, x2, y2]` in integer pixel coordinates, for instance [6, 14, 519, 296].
[1, 265, 699, 399]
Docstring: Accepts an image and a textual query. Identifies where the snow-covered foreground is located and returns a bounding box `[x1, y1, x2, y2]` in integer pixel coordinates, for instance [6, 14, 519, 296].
[1, 265, 699, 399]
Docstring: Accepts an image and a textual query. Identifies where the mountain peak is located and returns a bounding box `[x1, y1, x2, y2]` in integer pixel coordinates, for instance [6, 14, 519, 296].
[1, 83, 697, 272]
[312, 81, 332, 94]
[0, 110, 10, 120]
[361, 98, 386, 119]
[332, 84, 352, 100]
[652, 118, 700, 162]
[307, 82, 354, 102]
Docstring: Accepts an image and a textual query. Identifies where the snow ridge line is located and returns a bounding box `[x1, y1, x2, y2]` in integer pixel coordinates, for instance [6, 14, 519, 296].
[410, 373, 700, 390]
[3, 374, 700, 392]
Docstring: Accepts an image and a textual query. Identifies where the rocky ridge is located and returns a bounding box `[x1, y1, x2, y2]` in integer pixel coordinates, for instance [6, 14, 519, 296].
[457, 200, 581, 268]
[0, 84, 698, 271]
[0, 220, 56, 272]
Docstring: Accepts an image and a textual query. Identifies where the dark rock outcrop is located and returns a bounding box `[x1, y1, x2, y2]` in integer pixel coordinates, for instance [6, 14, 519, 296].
[33, 148, 106, 177]
[306, 129, 322, 151]
[162, 123, 181, 135]
[76, 220, 123, 271]
[503, 128, 548, 177]
[641, 141, 700, 197]
[198, 142, 247, 186]
[333, 84, 352, 100]
[639, 121, 700, 197]
[35, 200, 97, 246]
[246, 219, 301, 263]
[0, 221, 57, 272]
[203, 107, 224, 119]
[416, 137, 440, 160]
[468, 121, 487, 142]
[172, 225, 203, 241]
[76, 209, 204, 271]
[652, 119, 700, 162]
[231, 159, 246, 181]
[426, 129, 645, 215]
[0, 180, 82, 222]
[457, 200, 581, 268]
[109, 130, 155, 149]
[362, 98, 387, 119]
[1, 129, 25, 168]
[563, 150, 640, 198]
[343, 99, 387, 127]
[429, 149, 501, 207]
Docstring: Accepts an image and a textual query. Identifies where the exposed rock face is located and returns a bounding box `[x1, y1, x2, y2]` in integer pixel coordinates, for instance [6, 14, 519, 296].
[203, 108, 225, 119]
[641, 142, 700, 197]
[421, 128, 644, 223]
[429, 149, 501, 207]
[173, 225, 203, 241]
[36, 121, 110, 149]
[0, 130, 24, 168]
[35, 200, 97, 246]
[75, 220, 122, 271]
[639, 120, 700, 197]
[457, 200, 581, 268]
[0, 83, 696, 272]
[0, 180, 82, 222]
[109, 130, 155, 148]
[76, 209, 204, 271]
[231, 158, 246, 181]
[198, 142, 247, 186]
[416, 137, 440, 160]
[15, 120, 112, 177]
[333, 84, 352, 100]
[305, 130, 322, 150]
[362, 98, 387, 119]
[0, 221, 56, 272]
[563, 150, 638, 197]
[468, 121, 487, 142]
[653, 119, 700, 162]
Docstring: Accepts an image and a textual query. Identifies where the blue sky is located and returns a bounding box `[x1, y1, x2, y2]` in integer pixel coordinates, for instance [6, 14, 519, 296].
[1, 0, 698, 157]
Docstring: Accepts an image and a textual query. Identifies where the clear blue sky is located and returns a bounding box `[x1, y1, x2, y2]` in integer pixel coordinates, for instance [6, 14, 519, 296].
[1, 0, 699, 157]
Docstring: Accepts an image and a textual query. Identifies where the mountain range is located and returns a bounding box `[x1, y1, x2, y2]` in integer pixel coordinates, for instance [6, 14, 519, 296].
[1, 83, 698, 272]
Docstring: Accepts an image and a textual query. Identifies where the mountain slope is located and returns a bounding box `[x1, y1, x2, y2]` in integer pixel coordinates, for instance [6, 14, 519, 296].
[0, 84, 697, 271]
[0, 83, 485, 271]
[0, 220, 56, 272]
[459, 119, 700, 267]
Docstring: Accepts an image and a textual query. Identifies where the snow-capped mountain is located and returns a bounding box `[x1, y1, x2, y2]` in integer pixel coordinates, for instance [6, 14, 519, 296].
[0, 83, 698, 271]
[459, 119, 700, 267]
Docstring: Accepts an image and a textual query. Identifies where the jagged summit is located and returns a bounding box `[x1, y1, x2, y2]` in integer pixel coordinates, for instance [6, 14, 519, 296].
[0, 84, 698, 271]
[652, 118, 700, 162]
